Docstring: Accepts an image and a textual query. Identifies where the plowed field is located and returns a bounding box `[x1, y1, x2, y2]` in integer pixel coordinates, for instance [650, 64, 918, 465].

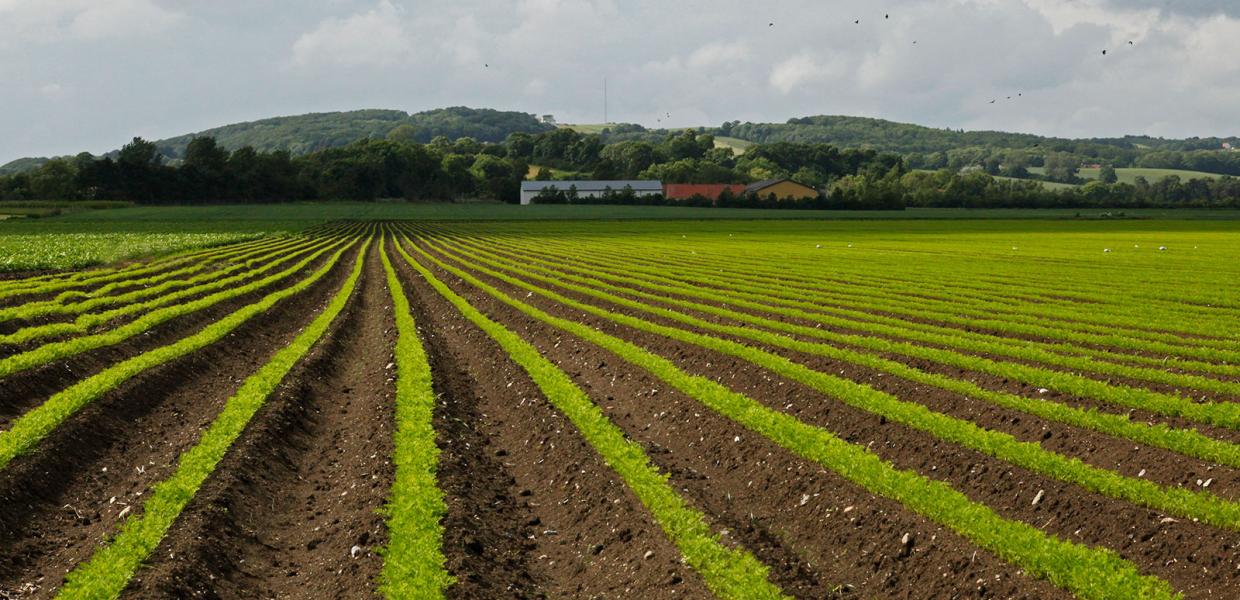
[1, 219, 1237, 599]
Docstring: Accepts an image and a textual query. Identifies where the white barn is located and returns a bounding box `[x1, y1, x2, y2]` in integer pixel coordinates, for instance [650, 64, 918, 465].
[519, 180, 663, 205]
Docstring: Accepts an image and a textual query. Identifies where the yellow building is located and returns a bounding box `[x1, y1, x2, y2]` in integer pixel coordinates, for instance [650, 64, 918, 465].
[745, 178, 819, 200]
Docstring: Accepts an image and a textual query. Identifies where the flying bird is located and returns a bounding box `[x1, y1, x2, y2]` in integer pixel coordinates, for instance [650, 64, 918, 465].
[769, 22, 774, 26]
[989, 99, 996, 104]
[885, 13, 889, 19]
[1128, 40, 1134, 45]
[484, 63, 489, 67]
[1102, 49, 1107, 55]
[854, 19, 860, 24]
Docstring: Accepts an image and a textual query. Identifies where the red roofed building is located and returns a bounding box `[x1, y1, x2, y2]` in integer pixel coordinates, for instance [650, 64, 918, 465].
[663, 183, 748, 202]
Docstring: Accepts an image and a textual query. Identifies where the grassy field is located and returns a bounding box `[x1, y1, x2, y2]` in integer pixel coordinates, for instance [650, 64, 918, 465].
[2, 217, 1238, 597]
[1026, 166, 1222, 185]
[562, 124, 753, 155]
[524, 164, 589, 180]
[3, 202, 1240, 272]
[1079, 167, 1223, 184]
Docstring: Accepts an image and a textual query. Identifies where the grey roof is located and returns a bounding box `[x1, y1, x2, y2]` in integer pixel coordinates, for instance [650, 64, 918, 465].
[744, 178, 788, 193]
[520, 180, 662, 192]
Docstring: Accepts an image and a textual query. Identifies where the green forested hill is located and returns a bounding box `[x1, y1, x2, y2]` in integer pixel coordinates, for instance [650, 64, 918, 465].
[1, 107, 554, 172]
[153, 106, 554, 159]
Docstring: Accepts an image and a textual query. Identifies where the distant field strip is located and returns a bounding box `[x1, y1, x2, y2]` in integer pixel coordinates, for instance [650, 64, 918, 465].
[395, 231, 1178, 600]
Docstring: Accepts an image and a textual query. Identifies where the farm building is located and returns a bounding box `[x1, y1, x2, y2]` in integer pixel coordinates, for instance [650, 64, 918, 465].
[663, 183, 748, 201]
[519, 180, 663, 205]
[745, 178, 819, 200]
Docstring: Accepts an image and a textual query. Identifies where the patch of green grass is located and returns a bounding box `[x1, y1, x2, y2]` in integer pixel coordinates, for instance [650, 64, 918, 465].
[55, 235, 369, 600]
[714, 136, 755, 154]
[1079, 167, 1222, 184]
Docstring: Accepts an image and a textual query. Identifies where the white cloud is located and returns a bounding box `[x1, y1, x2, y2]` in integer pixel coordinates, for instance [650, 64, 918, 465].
[291, 1, 414, 69]
[687, 41, 751, 70]
[770, 53, 832, 94]
[0, 0, 183, 44]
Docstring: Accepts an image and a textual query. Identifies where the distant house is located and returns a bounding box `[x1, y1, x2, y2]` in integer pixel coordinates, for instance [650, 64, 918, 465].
[519, 180, 662, 205]
[745, 178, 819, 200]
[663, 183, 747, 201]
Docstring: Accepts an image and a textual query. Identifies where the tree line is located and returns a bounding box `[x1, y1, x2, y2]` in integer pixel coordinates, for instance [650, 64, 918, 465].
[2, 127, 1238, 209]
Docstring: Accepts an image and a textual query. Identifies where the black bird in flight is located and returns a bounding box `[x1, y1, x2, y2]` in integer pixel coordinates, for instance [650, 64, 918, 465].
[769, 22, 774, 27]
[1102, 49, 1107, 55]
[1128, 40, 1134, 45]
[854, 19, 860, 24]
[885, 14, 889, 19]
[989, 99, 996, 104]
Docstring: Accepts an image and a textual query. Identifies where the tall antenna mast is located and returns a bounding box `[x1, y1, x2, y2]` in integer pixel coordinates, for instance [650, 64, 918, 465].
[603, 77, 608, 124]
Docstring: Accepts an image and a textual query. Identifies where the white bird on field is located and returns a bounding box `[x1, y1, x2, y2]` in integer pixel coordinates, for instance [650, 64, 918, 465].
[1159, 246, 1168, 251]
[1103, 248, 1111, 253]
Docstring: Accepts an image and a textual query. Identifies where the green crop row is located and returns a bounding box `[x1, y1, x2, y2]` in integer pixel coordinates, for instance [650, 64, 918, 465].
[55, 235, 370, 600]
[377, 236, 453, 599]
[0, 235, 358, 471]
[390, 236, 790, 600]
[423, 230, 1240, 429]
[0, 233, 356, 380]
[0, 234, 344, 348]
[394, 233, 1178, 600]
[409, 233, 1240, 532]
[428, 235, 1240, 469]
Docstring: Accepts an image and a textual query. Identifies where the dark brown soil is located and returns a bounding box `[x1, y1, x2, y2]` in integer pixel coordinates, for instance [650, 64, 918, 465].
[0, 242, 360, 598]
[125, 243, 395, 598]
[407, 234, 1240, 599]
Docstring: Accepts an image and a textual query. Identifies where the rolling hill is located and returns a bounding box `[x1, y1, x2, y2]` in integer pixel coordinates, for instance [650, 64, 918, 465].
[1, 107, 554, 174]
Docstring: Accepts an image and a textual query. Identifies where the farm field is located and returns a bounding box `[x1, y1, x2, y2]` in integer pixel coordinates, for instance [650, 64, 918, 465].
[0, 216, 1238, 598]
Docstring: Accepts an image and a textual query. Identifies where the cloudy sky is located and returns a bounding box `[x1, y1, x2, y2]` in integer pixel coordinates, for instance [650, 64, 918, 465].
[1, 0, 1238, 163]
